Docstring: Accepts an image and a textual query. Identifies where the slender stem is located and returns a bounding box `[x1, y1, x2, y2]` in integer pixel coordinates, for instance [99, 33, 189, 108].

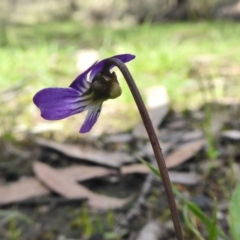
[103, 58, 185, 240]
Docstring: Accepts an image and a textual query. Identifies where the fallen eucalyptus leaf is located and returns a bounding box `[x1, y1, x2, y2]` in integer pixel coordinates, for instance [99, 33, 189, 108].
[122, 164, 201, 185]
[0, 164, 116, 205]
[165, 139, 206, 168]
[34, 162, 130, 209]
[35, 137, 134, 168]
[0, 177, 49, 205]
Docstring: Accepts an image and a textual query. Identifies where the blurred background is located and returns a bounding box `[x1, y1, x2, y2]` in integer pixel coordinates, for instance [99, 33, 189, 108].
[1, 0, 240, 239]
[1, 0, 240, 136]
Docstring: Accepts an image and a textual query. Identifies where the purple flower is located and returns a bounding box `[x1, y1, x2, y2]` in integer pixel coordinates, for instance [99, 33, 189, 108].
[33, 54, 135, 133]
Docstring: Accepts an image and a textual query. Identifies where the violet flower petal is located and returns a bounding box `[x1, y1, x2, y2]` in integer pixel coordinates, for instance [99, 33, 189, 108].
[80, 102, 103, 133]
[89, 54, 135, 82]
[69, 61, 97, 93]
[33, 88, 92, 120]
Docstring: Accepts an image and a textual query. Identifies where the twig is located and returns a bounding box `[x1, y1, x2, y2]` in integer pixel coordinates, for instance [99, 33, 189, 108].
[119, 137, 178, 227]
[120, 173, 155, 227]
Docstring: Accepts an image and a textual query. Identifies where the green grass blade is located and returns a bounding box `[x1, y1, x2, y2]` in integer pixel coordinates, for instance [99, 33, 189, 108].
[0, 210, 33, 225]
[183, 205, 205, 240]
[209, 199, 218, 240]
[138, 158, 161, 178]
[186, 202, 228, 240]
[138, 158, 229, 240]
[229, 179, 240, 240]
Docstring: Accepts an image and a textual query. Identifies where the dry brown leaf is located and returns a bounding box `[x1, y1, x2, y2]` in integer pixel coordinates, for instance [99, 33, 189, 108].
[0, 177, 49, 205]
[0, 165, 116, 205]
[60, 165, 116, 182]
[0, 158, 201, 206]
[35, 137, 134, 168]
[34, 162, 129, 209]
[121, 164, 149, 175]
[166, 139, 206, 169]
[121, 164, 201, 185]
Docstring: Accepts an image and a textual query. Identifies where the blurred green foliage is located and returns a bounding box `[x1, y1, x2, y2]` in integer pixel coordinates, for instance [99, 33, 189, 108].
[140, 158, 230, 240]
[1, 20, 240, 136]
[1, 20, 240, 103]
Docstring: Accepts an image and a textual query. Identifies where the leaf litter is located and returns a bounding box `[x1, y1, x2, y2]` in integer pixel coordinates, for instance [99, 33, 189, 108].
[33, 162, 129, 210]
[1, 83, 240, 239]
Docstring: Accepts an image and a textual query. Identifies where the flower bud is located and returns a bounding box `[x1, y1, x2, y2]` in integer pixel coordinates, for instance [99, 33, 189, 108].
[91, 72, 122, 100]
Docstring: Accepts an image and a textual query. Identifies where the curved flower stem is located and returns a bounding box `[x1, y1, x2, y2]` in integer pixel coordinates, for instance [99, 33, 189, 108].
[103, 58, 185, 240]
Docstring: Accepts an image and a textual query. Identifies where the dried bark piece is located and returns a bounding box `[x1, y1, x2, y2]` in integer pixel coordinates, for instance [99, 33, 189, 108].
[35, 137, 134, 168]
[166, 139, 206, 169]
[34, 162, 129, 209]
